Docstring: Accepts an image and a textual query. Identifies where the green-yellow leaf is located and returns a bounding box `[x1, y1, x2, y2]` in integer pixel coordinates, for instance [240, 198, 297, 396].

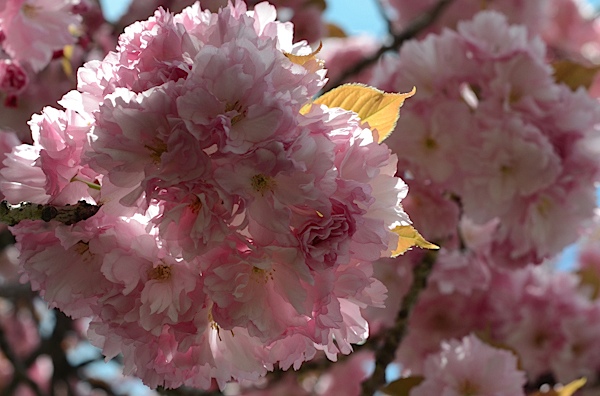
[283, 41, 323, 66]
[553, 59, 600, 91]
[307, 84, 416, 143]
[380, 376, 424, 396]
[391, 225, 439, 257]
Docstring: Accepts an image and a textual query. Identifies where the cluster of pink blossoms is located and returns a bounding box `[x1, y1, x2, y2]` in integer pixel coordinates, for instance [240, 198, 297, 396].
[344, 8, 600, 392]
[410, 334, 526, 396]
[374, 10, 600, 267]
[385, 246, 600, 388]
[381, 0, 600, 59]
[0, 0, 84, 105]
[0, 0, 82, 72]
[0, 1, 411, 389]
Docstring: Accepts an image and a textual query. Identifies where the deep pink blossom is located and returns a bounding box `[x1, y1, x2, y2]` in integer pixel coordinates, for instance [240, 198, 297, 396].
[0, 60, 28, 96]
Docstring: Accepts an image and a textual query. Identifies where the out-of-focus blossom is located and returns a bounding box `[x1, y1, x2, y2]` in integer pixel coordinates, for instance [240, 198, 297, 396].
[373, 11, 600, 267]
[0, 0, 82, 72]
[409, 334, 526, 396]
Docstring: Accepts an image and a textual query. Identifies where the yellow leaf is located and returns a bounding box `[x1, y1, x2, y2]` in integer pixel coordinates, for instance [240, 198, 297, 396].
[305, 0, 326, 11]
[553, 60, 600, 91]
[391, 225, 438, 257]
[61, 45, 74, 77]
[474, 330, 524, 370]
[308, 84, 416, 143]
[577, 267, 600, 300]
[557, 378, 586, 396]
[528, 378, 587, 396]
[283, 41, 323, 66]
[380, 376, 424, 396]
[326, 23, 346, 38]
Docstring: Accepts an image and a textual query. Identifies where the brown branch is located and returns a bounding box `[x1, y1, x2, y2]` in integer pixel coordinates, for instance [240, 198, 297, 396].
[0, 284, 36, 300]
[327, 0, 455, 89]
[0, 325, 43, 396]
[360, 250, 437, 396]
[0, 200, 100, 226]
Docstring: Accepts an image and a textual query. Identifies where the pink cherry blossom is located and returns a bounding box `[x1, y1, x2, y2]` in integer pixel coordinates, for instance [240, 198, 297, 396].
[319, 35, 380, 88]
[410, 334, 526, 396]
[12, 214, 112, 317]
[374, 10, 600, 267]
[0, 143, 49, 204]
[0, 1, 411, 390]
[0, 60, 28, 99]
[383, 0, 597, 62]
[0, 0, 82, 72]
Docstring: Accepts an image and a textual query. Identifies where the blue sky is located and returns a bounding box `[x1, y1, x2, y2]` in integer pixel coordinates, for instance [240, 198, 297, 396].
[99, 0, 386, 38]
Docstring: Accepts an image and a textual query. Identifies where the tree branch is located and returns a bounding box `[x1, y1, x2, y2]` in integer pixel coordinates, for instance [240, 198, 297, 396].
[0, 201, 100, 226]
[360, 250, 437, 395]
[327, 0, 455, 89]
[0, 325, 43, 396]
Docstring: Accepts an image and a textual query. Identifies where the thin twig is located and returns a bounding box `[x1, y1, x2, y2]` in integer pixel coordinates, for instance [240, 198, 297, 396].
[157, 386, 223, 396]
[376, 0, 395, 36]
[327, 0, 455, 89]
[360, 250, 437, 396]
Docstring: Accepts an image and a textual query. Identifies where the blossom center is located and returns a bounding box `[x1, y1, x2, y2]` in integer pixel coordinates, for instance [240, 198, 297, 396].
[536, 197, 553, 218]
[250, 174, 275, 195]
[73, 241, 90, 255]
[225, 101, 246, 125]
[189, 195, 203, 214]
[144, 138, 168, 164]
[148, 264, 172, 281]
[457, 379, 479, 396]
[533, 330, 548, 348]
[251, 266, 274, 283]
[509, 87, 522, 104]
[423, 136, 437, 150]
[499, 164, 513, 175]
[22, 3, 39, 18]
[71, 241, 95, 264]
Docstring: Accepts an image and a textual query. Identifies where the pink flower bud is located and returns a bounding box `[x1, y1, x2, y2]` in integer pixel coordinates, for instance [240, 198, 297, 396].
[0, 60, 28, 95]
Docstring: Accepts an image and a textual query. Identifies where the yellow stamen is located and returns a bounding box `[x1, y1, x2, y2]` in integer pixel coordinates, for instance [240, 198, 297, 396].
[225, 101, 245, 125]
